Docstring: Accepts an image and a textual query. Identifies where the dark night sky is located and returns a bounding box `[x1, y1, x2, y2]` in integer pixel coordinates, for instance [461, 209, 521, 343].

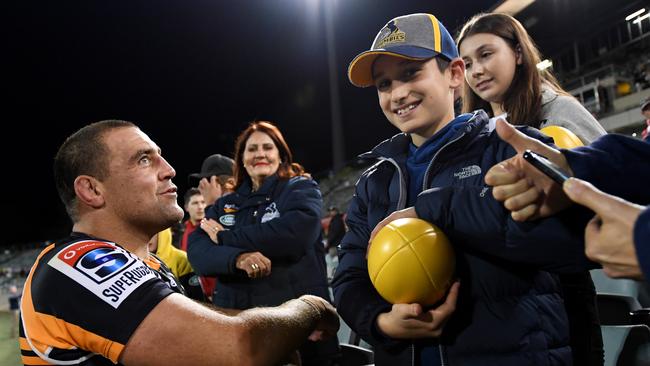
[2, 0, 497, 245]
[4, 0, 635, 245]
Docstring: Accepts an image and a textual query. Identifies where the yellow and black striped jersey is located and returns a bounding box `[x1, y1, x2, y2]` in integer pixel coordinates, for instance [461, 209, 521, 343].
[20, 233, 181, 365]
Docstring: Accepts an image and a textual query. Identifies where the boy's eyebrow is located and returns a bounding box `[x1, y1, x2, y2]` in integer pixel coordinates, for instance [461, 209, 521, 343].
[372, 59, 419, 80]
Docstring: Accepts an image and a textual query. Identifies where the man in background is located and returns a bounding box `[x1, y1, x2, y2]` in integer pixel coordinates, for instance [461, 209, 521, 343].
[179, 188, 206, 252]
[188, 153, 235, 206]
[184, 154, 234, 300]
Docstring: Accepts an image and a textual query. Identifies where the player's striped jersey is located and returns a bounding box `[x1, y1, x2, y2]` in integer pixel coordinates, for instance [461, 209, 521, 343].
[20, 233, 181, 365]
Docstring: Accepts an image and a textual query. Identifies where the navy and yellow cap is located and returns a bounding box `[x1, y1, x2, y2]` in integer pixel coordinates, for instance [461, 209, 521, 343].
[348, 13, 459, 88]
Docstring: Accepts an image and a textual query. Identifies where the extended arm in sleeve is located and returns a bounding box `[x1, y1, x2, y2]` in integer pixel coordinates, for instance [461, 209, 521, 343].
[564, 134, 650, 204]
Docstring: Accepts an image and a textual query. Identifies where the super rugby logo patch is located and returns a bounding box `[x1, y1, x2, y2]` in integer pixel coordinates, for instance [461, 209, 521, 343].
[48, 240, 158, 308]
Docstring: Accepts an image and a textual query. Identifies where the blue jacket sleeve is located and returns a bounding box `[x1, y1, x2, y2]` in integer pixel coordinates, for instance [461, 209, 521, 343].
[564, 134, 650, 204]
[187, 204, 247, 276]
[634, 207, 650, 279]
[217, 177, 323, 261]
[331, 173, 405, 350]
[414, 185, 594, 273]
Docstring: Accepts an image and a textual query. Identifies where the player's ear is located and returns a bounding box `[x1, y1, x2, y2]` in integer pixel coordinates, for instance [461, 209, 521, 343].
[74, 175, 106, 209]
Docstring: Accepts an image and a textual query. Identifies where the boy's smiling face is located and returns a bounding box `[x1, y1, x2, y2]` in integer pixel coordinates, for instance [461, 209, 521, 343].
[372, 55, 462, 146]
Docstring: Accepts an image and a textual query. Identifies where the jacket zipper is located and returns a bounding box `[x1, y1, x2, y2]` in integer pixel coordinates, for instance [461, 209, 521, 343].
[409, 344, 447, 366]
[382, 157, 407, 210]
[383, 128, 466, 366]
[420, 127, 470, 366]
[422, 131, 467, 191]
[410, 343, 415, 366]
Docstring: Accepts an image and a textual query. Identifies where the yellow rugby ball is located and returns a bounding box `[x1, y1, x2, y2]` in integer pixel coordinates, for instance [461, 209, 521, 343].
[540, 125, 584, 148]
[368, 218, 455, 306]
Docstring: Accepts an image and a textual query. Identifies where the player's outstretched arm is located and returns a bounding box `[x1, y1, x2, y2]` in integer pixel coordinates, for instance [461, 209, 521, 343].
[120, 293, 339, 366]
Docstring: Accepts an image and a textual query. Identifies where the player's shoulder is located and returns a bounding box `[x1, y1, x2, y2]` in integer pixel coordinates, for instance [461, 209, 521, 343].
[43, 235, 161, 308]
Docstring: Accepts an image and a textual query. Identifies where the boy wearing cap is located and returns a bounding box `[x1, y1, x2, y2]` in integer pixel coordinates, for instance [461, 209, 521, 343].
[186, 154, 234, 300]
[331, 13, 590, 365]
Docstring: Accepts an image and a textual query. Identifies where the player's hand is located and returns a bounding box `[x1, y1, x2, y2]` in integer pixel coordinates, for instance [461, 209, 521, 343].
[368, 207, 418, 255]
[485, 119, 573, 221]
[563, 178, 644, 279]
[236, 252, 272, 278]
[376, 281, 459, 339]
[198, 176, 223, 206]
[298, 295, 340, 341]
[200, 218, 224, 243]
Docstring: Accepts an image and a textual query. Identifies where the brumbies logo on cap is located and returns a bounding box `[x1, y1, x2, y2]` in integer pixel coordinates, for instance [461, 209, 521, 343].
[376, 21, 405, 49]
[348, 13, 459, 88]
[48, 240, 158, 308]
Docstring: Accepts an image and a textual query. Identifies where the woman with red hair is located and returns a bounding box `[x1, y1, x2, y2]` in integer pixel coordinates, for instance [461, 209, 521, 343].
[187, 121, 339, 365]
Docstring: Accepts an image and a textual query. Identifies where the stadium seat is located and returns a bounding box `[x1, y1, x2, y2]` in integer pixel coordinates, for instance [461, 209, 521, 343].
[597, 293, 642, 326]
[602, 325, 650, 366]
[591, 269, 641, 299]
[338, 343, 374, 366]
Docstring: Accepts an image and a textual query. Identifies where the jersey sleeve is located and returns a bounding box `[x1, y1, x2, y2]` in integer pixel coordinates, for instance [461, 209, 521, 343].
[21, 240, 175, 365]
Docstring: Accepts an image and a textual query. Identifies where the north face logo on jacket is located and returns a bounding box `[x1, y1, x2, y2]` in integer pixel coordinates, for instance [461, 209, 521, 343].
[453, 165, 482, 179]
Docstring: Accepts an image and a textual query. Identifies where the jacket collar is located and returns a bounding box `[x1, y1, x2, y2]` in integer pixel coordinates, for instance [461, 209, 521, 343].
[236, 174, 280, 196]
[359, 110, 491, 161]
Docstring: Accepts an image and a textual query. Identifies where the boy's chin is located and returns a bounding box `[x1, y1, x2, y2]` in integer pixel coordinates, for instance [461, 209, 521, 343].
[394, 120, 438, 135]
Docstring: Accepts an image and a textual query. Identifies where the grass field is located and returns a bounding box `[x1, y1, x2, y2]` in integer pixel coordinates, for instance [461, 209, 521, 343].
[0, 311, 21, 366]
